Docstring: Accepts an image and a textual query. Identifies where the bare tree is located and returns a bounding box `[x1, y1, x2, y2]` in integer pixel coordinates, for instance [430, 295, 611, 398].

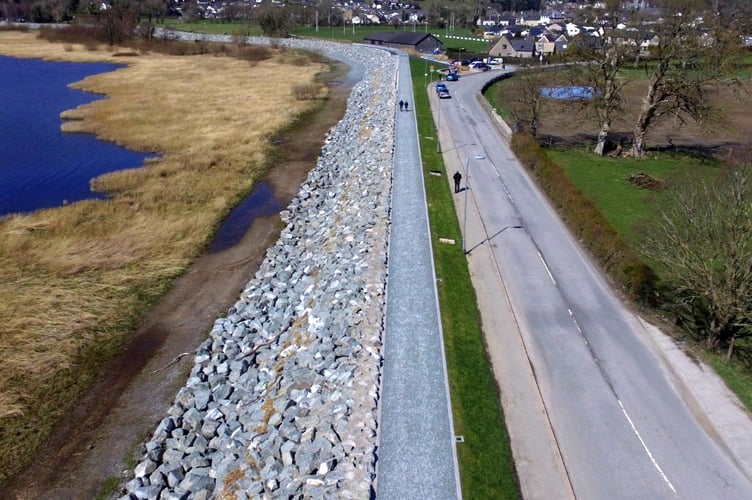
[257, 6, 291, 38]
[630, 0, 743, 157]
[499, 71, 547, 137]
[92, 0, 139, 45]
[568, 0, 641, 155]
[640, 167, 752, 351]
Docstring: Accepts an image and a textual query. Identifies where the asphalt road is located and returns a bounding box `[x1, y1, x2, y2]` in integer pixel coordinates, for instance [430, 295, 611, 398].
[436, 68, 752, 499]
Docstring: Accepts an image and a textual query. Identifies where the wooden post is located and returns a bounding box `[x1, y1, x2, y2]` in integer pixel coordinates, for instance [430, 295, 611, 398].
[725, 336, 735, 363]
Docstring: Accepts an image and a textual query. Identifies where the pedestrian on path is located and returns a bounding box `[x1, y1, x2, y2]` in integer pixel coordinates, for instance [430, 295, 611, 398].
[399, 100, 404, 111]
[453, 171, 462, 193]
[404, 101, 409, 111]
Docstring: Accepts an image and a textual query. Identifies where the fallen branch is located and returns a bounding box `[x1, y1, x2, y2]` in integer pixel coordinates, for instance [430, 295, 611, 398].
[151, 352, 192, 374]
[237, 338, 277, 361]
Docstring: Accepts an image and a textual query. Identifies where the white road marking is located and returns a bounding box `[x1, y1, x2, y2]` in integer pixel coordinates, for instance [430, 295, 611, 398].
[617, 399, 677, 494]
[538, 252, 556, 285]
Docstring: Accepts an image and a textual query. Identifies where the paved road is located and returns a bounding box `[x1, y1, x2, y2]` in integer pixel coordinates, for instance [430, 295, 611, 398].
[434, 68, 752, 498]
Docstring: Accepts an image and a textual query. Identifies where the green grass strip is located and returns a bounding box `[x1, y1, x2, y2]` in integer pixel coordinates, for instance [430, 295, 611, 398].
[410, 56, 520, 499]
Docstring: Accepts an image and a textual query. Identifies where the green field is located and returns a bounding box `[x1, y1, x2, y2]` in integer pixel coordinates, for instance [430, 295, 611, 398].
[162, 19, 263, 36]
[544, 149, 708, 243]
[160, 19, 493, 55]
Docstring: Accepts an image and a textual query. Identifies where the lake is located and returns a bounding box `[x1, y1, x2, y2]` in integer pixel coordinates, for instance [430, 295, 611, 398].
[0, 55, 150, 218]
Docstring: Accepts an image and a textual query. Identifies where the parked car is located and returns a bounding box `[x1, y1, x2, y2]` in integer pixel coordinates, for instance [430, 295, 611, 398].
[488, 57, 504, 65]
[446, 72, 459, 81]
[470, 62, 491, 71]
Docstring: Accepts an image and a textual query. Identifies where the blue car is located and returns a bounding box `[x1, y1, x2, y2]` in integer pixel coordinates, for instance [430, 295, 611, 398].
[446, 73, 459, 81]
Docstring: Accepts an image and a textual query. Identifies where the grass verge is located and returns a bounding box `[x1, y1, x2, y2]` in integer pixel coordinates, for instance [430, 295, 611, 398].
[705, 352, 752, 411]
[409, 56, 520, 499]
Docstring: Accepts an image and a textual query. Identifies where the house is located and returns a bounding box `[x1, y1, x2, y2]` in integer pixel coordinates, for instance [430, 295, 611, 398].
[519, 13, 543, 26]
[555, 39, 570, 54]
[363, 32, 443, 53]
[489, 35, 535, 58]
[640, 33, 660, 54]
[565, 22, 582, 37]
[536, 33, 558, 56]
[528, 26, 547, 38]
[501, 25, 525, 37]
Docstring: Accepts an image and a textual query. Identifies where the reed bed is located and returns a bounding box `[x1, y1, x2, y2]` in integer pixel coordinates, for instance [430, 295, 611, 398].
[0, 31, 327, 484]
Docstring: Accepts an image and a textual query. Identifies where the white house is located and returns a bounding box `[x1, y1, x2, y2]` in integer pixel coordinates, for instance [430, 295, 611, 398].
[566, 23, 581, 37]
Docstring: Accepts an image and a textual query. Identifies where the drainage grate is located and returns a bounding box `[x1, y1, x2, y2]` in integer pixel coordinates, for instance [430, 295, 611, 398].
[455, 435, 465, 443]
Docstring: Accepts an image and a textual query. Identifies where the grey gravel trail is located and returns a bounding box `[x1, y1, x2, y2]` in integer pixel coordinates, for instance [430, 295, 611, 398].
[375, 52, 461, 500]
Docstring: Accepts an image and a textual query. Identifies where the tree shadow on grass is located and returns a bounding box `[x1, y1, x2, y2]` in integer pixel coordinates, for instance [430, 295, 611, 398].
[538, 132, 747, 165]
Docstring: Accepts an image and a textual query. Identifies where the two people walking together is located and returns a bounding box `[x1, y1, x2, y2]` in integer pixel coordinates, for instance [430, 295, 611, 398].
[398, 100, 410, 112]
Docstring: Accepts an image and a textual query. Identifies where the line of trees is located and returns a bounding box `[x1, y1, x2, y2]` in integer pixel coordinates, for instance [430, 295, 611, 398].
[579, 0, 747, 158]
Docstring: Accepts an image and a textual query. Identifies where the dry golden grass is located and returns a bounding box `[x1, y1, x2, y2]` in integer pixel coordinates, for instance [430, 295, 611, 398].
[0, 31, 327, 483]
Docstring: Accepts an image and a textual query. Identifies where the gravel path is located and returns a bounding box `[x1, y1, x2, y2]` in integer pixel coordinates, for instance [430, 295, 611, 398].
[375, 52, 460, 500]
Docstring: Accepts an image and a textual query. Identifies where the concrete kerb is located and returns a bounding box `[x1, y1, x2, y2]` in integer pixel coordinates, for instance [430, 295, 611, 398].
[634, 316, 752, 483]
[478, 72, 515, 140]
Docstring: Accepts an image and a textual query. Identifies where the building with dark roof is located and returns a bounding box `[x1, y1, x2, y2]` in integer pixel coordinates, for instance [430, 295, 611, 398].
[363, 32, 443, 53]
[489, 35, 535, 58]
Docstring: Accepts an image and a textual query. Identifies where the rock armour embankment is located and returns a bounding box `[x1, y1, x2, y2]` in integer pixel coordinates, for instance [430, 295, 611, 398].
[122, 40, 397, 499]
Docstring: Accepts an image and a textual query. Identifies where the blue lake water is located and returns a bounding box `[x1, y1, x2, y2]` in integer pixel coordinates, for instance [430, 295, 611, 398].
[0, 55, 150, 218]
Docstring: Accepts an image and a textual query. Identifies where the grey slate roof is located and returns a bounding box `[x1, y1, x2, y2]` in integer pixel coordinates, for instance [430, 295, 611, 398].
[363, 31, 442, 47]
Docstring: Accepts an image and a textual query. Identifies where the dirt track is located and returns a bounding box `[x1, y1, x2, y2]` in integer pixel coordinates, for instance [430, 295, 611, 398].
[2, 69, 350, 500]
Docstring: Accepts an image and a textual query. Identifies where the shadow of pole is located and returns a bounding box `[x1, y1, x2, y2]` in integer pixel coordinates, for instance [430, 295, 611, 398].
[465, 225, 523, 255]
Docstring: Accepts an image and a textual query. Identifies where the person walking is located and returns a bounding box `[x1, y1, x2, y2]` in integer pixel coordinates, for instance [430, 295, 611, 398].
[453, 171, 462, 193]
[399, 100, 404, 111]
[404, 101, 409, 111]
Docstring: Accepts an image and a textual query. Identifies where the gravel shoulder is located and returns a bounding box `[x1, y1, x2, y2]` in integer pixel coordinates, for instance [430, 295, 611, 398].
[2, 67, 351, 500]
